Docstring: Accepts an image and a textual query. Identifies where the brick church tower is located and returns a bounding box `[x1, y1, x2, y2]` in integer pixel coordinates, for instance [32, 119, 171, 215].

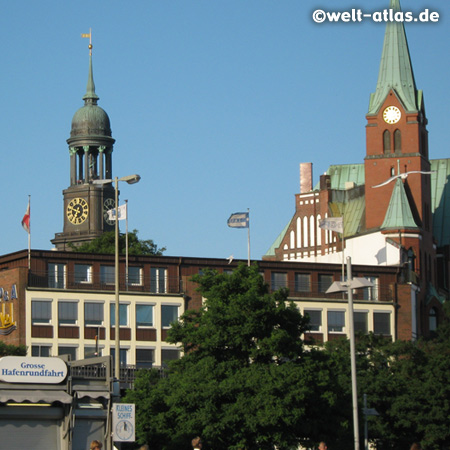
[364, 0, 435, 284]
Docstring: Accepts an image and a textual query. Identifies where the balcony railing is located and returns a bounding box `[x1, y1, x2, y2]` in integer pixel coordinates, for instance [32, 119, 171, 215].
[28, 271, 184, 295]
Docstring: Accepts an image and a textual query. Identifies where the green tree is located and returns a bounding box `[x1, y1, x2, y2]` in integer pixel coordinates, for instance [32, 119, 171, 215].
[0, 341, 27, 356]
[71, 229, 166, 255]
[322, 329, 450, 450]
[124, 264, 346, 450]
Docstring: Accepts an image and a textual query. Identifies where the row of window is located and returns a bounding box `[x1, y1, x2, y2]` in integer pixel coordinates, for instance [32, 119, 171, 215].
[32, 300, 179, 328]
[49, 263, 167, 292]
[271, 272, 379, 300]
[303, 309, 391, 335]
[31, 345, 179, 368]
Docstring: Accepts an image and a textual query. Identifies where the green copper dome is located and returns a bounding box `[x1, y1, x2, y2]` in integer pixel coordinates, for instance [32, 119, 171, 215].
[70, 52, 112, 139]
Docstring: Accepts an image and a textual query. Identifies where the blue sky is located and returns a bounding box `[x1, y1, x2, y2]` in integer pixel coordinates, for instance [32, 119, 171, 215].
[0, 0, 448, 261]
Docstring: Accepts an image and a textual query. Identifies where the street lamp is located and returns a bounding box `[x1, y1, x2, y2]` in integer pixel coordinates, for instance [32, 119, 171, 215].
[326, 257, 373, 450]
[94, 174, 141, 380]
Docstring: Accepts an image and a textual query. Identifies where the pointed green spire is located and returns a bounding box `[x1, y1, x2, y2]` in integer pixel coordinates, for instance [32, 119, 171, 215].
[368, 0, 419, 114]
[82, 48, 99, 104]
[381, 177, 418, 230]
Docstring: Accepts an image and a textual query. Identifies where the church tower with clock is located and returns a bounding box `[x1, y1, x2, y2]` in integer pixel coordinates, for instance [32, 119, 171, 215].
[52, 42, 117, 250]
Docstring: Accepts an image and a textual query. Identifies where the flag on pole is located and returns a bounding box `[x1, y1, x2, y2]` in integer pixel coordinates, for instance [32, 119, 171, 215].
[227, 212, 249, 228]
[21, 200, 30, 234]
[107, 203, 127, 221]
[319, 217, 343, 233]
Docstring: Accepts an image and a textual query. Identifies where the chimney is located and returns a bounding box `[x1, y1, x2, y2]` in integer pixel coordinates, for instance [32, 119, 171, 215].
[300, 163, 313, 193]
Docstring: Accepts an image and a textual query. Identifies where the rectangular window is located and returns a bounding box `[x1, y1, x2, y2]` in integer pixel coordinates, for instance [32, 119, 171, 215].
[58, 346, 77, 361]
[354, 311, 368, 334]
[111, 348, 127, 367]
[31, 345, 51, 357]
[74, 264, 92, 283]
[161, 305, 179, 328]
[58, 301, 78, 325]
[319, 274, 333, 293]
[374, 312, 391, 335]
[136, 349, 154, 369]
[48, 263, 66, 289]
[110, 303, 128, 327]
[304, 309, 322, 332]
[84, 302, 104, 326]
[150, 268, 167, 293]
[328, 310, 345, 332]
[161, 348, 180, 366]
[84, 346, 102, 358]
[136, 304, 153, 327]
[271, 272, 287, 290]
[295, 273, 311, 292]
[362, 277, 379, 301]
[31, 300, 52, 324]
[128, 267, 143, 286]
[100, 265, 115, 285]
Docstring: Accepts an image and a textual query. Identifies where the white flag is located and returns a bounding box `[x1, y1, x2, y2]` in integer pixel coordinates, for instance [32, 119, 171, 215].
[319, 217, 343, 233]
[107, 203, 127, 221]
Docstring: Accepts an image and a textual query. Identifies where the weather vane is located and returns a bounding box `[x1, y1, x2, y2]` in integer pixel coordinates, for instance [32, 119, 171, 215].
[81, 28, 93, 55]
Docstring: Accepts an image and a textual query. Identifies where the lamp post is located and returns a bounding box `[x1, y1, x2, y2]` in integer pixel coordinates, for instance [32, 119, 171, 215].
[326, 257, 373, 450]
[94, 174, 141, 380]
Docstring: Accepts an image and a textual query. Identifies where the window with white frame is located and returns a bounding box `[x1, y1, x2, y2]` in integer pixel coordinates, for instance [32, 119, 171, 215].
[111, 348, 127, 367]
[136, 348, 154, 368]
[84, 346, 102, 358]
[327, 310, 345, 332]
[362, 277, 379, 301]
[31, 345, 51, 357]
[58, 346, 77, 361]
[136, 304, 153, 327]
[374, 312, 391, 335]
[74, 264, 92, 283]
[161, 305, 179, 328]
[128, 266, 143, 286]
[31, 300, 52, 325]
[48, 263, 66, 289]
[150, 268, 167, 293]
[84, 302, 104, 326]
[161, 348, 180, 366]
[354, 311, 368, 334]
[58, 301, 78, 325]
[304, 309, 322, 332]
[100, 265, 115, 284]
[110, 303, 128, 327]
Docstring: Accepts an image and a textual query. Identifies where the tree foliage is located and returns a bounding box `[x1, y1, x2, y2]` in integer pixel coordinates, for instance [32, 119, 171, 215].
[124, 264, 347, 450]
[0, 341, 27, 356]
[71, 229, 166, 255]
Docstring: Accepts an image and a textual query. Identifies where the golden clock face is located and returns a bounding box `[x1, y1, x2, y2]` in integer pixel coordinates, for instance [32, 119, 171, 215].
[383, 106, 401, 124]
[103, 198, 115, 225]
[67, 197, 89, 225]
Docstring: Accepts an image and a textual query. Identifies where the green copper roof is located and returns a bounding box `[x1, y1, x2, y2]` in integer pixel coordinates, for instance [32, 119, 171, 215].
[368, 0, 419, 114]
[381, 177, 418, 230]
[83, 52, 99, 103]
[313, 164, 365, 191]
[430, 159, 450, 247]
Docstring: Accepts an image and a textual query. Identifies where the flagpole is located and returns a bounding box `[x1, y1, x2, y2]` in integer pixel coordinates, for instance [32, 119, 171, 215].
[27, 195, 31, 270]
[125, 200, 129, 291]
[247, 208, 251, 266]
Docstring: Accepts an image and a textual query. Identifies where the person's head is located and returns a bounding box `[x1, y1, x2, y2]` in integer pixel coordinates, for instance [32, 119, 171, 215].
[139, 446, 150, 450]
[319, 442, 327, 450]
[192, 436, 202, 449]
[90, 440, 102, 450]
[410, 443, 422, 450]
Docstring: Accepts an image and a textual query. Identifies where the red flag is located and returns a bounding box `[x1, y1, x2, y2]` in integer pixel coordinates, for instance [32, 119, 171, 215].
[21, 200, 30, 234]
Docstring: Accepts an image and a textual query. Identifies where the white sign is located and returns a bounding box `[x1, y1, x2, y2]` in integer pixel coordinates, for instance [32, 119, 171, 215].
[112, 403, 135, 442]
[0, 356, 68, 384]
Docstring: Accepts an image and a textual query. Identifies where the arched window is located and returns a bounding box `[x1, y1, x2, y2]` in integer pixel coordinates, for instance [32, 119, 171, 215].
[394, 129, 401, 153]
[383, 130, 391, 154]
